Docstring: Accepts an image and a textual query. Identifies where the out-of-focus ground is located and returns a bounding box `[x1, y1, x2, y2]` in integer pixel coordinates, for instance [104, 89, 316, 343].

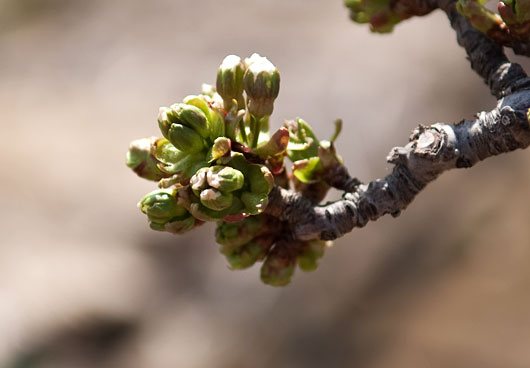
[1, 0, 530, 367]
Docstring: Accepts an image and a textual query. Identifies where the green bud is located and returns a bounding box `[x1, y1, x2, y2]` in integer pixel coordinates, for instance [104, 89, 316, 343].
[225, 237, 272, 270]
[206, 137, 231, 162]
[189, 167, 209, 195]
[297, 240, 327, 272]
[158, 107, 176, 138]
[243, 53, 280, 119]
[215, 216, 267, 251]
[138, 189, 189, 229]
[126, 137, 169, 181]
[183, 95, 212, 120]
[241, 192, 269, 215]
[207, 166, 245, 192]
[168, 123, 205, 153]
[260, 246, 296, 287]
[216, 55, 245, 106]
[162, 216, 198, 234]
[170, 103, 210, 138]
[153, 138, 186, 165]
[247, 164, 274, 194]
[200, 189, 234, 211]
[189, 203, 223, 222]
[208, 109, 226, 141]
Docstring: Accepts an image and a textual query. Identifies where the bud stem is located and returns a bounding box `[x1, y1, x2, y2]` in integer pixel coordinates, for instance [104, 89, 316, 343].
[250, 115, 262, 148]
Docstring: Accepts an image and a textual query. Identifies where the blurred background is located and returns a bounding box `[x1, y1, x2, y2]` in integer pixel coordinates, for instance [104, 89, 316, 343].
[1, 0, 530, 367]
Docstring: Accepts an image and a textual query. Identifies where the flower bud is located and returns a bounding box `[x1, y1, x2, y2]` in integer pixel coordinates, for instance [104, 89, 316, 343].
[260, 246, 296, 287]
[224, 237, 272, 270]
[159, 216, 198, 234]
[190, 167, 209, 195]
[215, 216, 267, 251]
[297, 240, 327, 272]
[158, 107, 176, 138]
[207, 166, 245, 193]
[208, 109, 226, 141]
[138, 189, 189, 229]
[126, 137, 169, 181]
[216, 55, 245, 105]
[183, 95, 212, 120]
[170, 103, 210, 139]
[243, 53, 280, 118]
[168, 123, 205, 153]
[200, 189, 234, 211]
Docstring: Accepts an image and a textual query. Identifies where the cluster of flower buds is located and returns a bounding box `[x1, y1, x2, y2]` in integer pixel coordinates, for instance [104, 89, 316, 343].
[456, 0, 530, 45]
[216, 215, 330, 286]
[127, 54, 344, 286]
[345, 0, 403, 33]
[344, 0, 435, 33]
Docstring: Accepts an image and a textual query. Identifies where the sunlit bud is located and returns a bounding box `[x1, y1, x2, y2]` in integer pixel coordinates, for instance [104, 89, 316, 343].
[126, 137, 169, 181]
[170, 103, 210, 138]
[183, 95, 212, 120]
[216, 55, 245, 106]
[157, 107, 176, 138]
[200, 189, 234, 211]
[190, 167, 209, 195]
[207, 166, 245, 193]
[208, 109, 226, 141]
[243, 53, 280, 119]
[167, 123, 205, 153]
[138, 189, 188, 229]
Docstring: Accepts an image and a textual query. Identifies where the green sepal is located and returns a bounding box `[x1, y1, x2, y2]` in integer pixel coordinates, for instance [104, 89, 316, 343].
[183, 95, 212, 121]
[200, 189, 234, 211]
[208, 109, 226, 141]
[167, 123, 205, 154]
[170, 103, 210, 139]
[157, 151, 207, 179]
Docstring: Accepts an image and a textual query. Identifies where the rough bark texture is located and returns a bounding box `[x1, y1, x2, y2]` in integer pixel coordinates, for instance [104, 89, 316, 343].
[264, 2, 530, 242]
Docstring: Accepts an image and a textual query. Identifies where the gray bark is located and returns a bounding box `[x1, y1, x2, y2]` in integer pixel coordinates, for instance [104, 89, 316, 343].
[264, 3, 530, 242]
